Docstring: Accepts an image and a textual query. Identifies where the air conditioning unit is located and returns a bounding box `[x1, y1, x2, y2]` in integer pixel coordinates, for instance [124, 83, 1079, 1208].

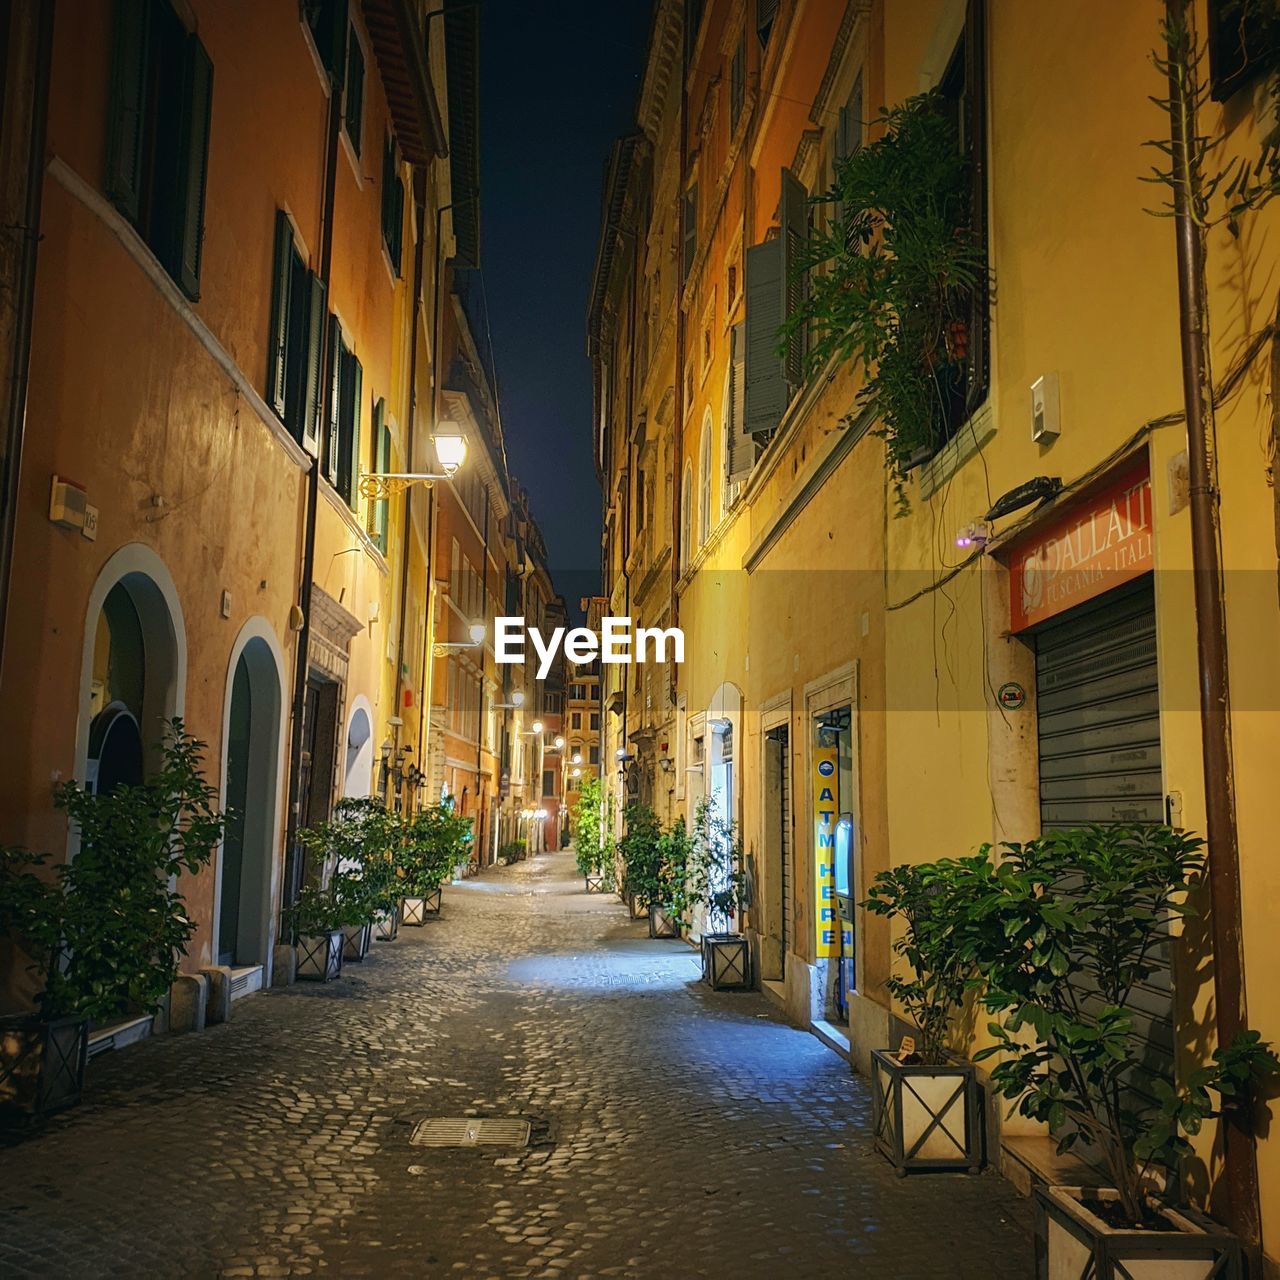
[1031, 373, 1061, 443]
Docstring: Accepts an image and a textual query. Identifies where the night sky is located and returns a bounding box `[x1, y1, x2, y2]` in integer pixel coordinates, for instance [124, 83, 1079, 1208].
[478, 0, 653, 615]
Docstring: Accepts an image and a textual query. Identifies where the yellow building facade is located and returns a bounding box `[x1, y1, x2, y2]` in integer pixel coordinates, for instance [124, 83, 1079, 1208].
[592, 0, 1280, 1263]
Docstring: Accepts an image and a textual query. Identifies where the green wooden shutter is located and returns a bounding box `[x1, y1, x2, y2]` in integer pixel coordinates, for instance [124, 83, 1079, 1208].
[105, 0, 151, 223]
[370, 399, 388, 550]
[267, 211, 294, 419]
[301, 275, 326, 457]
[726, 322, 754, 481]
[743, 238, 787, 437]
[326, 328, 343, 486]
[174, 34, 213, 300]
[309, 0, 346, 87]
[682, 184, 698, 280]
[343, 356, 363, 508]
[343, 26, 364, 156]
[779, 166, 807, 387]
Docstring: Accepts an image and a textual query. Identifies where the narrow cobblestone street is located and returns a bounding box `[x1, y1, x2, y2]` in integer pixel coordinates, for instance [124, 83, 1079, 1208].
[0, 853, 1033, 1279]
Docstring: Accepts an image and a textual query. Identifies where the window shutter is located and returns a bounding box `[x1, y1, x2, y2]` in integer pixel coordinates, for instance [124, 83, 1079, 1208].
[779, 166, 808, 387]
[343, 27, 364, 156]
[726, 322, 755, 481]
[343, 356, 363, 507]
[105, 0, 151, 223]
[682, 185, 698, 281]
[730, 36, 745, 130]
[756, 0, 779, 46]
[963, 0, 989, 415]
[326, 328, 343, 486]
[309, 0, 346, 87]
[267, 211, 294, 419]
[743, 238, 787, 437]
[301, 275, 326, 457]
[173, 35, 213, 301]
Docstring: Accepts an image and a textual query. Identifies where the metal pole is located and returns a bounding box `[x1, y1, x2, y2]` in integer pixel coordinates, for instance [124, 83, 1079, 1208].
[1164, 0, 1258, 1249]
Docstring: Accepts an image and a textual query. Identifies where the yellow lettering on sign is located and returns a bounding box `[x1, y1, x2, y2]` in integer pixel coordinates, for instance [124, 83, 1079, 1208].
[813, 746, 839, 958]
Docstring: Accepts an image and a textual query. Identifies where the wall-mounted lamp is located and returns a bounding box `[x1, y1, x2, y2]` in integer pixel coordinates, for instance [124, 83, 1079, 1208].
[359, 433, 469, 499]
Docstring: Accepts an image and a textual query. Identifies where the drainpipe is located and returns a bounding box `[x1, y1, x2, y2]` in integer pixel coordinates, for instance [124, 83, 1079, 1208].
[392, 185, 427, 766]
[1164, 0, 1258, 1250]
[282, 64, 344, 914]
[0, 0, 55, 686]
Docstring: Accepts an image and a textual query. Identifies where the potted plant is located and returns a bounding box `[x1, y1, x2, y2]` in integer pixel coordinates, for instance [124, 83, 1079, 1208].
[399, 799, 470, 925]
[861, 856, 988, 1174]
[619, 804, 661, 922]
[284, 884, 345, 982]
[300, 798, 402, 958]
[689, 800, 749, 989]
[649, 817, 693, 940]
[963, 825, 1278, 1278]
[1, 720, 224, 1122]
[572, 776, 611, 892]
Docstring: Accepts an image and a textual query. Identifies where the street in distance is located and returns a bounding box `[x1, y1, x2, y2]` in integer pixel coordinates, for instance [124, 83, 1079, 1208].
[494, 617, 684, 679]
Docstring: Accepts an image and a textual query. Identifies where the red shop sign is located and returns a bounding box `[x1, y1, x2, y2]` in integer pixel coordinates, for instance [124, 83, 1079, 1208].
[1008, 461, 1153, 632]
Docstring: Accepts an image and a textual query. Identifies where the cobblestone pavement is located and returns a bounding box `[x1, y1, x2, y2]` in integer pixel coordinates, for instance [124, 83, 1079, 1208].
[0, 851, 1034, 1279]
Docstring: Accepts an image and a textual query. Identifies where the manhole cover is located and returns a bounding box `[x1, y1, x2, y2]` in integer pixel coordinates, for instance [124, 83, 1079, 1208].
[410, 1117, 531, 1149]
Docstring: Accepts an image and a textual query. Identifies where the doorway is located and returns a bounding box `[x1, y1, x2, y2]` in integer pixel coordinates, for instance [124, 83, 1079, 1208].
[217, 635, 283, 968]
[762, 723, 791, 982]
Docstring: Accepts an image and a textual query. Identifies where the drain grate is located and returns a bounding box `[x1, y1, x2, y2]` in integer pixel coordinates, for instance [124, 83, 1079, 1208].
[410, 1117, 532, 1149]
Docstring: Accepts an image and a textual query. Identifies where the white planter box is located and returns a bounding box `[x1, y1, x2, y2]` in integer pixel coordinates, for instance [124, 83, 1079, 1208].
[648, 904, 677, 938]
[400, 888, 442, 926]
[1037, 1186, 1241, 1280]
[295, 930, 343, 982]
[373, 909, 398, 941]
[341, 922, 372, 961]
[870, 1049, 982, 1174]
[701, 933, 751, 989]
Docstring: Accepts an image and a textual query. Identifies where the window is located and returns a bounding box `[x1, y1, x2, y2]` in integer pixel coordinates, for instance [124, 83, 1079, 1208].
[542, 769, 556, 797]
[342, 23, 365, 156]
[370, 399, 391, 553]
[730, 31, 746, 131]
[325, 326, 363, 509]
[303, 0, 346, 84]
[685, 0, 705, 68]
[681, 461, 693, 570]
[589, 745, 599, 766]
[933, 0, 989, 448]
[267, 211, 324, 454]
[682, 184, 699, 280]
[698, 412, 713, 544]
[105, 0, 213, 301]
[742, 168, 807, 439]
[1208, 0, 1278, 99]
[757, 0, 778, 46]
[381, 135, 405, 274]
[571, 711, 582, 730]
[590, 712, 600, 731]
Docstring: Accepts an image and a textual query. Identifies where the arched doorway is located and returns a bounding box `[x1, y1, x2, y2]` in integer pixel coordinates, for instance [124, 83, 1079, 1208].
[78, 548, 185, 802]
[217, 630, 284, 969]
[344, 700, 374, 800]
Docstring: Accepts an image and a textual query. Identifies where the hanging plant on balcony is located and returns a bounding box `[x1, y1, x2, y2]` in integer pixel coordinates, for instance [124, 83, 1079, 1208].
[781, 92, 987, 509]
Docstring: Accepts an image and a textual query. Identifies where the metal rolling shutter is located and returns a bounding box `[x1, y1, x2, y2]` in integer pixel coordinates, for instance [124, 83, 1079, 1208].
[1033, 576, 1172, 1105]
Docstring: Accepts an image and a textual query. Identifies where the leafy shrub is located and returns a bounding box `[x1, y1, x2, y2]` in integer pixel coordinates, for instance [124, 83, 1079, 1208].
[0, 720, 225, 1023]
[400, 800, 471, 893]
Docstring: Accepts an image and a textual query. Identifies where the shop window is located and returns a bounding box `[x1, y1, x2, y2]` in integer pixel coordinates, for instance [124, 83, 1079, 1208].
[105, 0, 213, 301]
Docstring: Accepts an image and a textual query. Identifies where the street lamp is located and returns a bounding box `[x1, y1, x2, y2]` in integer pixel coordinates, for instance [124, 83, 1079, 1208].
[433, 619, 486, 657]
[493, 689, 525, 710]
[359, 432, 468, 499]
[553, 735, 565, 750]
